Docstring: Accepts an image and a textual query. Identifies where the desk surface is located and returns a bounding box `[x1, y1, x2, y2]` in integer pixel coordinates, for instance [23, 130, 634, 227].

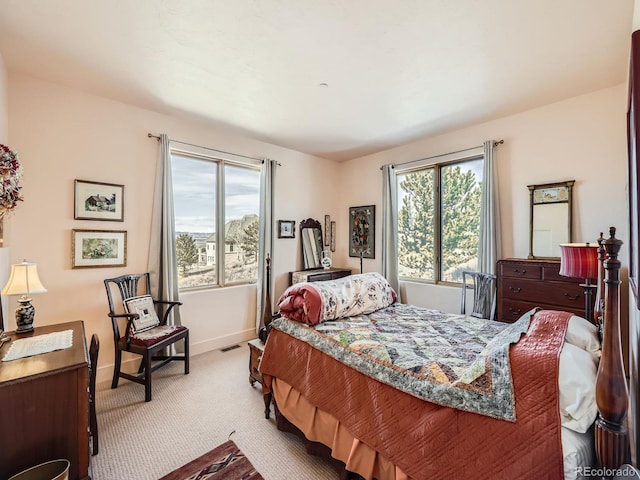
[0, 321, 88, 384]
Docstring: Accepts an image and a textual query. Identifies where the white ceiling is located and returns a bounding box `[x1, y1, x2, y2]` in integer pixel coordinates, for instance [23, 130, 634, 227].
[0, 1, 635, 161]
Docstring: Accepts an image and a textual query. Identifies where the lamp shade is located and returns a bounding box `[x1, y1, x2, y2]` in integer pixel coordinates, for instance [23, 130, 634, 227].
[1, 261, 47, 296]
[559, 243, 599, 280]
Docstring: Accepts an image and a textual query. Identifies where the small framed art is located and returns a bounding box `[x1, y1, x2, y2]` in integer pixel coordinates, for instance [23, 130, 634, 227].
[72, 229, 127, 268]
[324, 215, 331, 246]
[349, 205, 375, 258]
[330, 221, 336, 252]
[74, 179, 124, 221]
[278, 220, 295, 238]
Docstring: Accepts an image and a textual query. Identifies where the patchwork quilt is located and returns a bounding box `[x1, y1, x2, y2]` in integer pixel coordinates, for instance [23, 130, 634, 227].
[270, 303, 537, 421]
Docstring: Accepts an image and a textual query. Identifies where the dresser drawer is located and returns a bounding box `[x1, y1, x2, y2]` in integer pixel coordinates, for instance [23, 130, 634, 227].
[500, 299, 541, 323]
[501, 277, 584, 306]
[500, 298, 586, 323]
[499, 262, 542, 280]
[496, 258, 586, 323]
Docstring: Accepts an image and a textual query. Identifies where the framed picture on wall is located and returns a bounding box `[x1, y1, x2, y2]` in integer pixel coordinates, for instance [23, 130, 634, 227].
[72, 229, 127, 268]
[74, 179, 124, 221]
[324, 215, 331, 246]
[278, 220, 295, 238]
[349, 205, 375, 258]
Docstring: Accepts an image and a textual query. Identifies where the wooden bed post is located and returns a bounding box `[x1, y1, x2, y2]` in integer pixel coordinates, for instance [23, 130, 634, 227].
[594, 232, 606, 333]
[595, 227, 631, 470]
[262, 255, 273, 327]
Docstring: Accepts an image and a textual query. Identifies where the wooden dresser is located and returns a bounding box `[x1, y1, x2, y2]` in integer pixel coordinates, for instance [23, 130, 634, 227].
[497, 258, 587, 323]
[289, 267, 352, 285]
[0, 321, 90, 480]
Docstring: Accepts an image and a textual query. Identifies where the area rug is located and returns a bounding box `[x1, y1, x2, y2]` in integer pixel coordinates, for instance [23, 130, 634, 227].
[158, 440, 263, 480]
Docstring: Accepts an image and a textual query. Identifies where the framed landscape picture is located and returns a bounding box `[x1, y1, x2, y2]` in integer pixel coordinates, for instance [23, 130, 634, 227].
[349, 205, 375, 258]
[74, 179, 124, 221]
[72, 229, 127, 268]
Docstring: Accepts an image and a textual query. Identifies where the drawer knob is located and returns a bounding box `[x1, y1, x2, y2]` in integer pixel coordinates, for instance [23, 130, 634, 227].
[509, 286, 522, 293]
[513, 269, 527, 275]
[564, 293, 580, 301]
[508, 307, 522, 315]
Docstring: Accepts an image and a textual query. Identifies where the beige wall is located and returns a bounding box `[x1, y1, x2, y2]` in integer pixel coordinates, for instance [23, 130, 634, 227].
[338, 85, 629, 313]
[0, 52, 6, 142]
[5, 72, 340, 382]
[2, 70, 629, 384]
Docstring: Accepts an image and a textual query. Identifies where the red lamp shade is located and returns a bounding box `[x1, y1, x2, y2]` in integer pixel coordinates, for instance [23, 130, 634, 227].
[559, 243, 599, 280]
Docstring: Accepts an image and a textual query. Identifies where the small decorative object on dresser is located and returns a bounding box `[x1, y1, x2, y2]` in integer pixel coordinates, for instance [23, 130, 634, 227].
[289, 267, 352, 285]
[320, 250, 332, 269]
[496, 258, 586, 323]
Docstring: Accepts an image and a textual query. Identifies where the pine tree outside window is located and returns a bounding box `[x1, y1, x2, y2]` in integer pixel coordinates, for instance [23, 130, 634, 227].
[397, 157, 483, 284]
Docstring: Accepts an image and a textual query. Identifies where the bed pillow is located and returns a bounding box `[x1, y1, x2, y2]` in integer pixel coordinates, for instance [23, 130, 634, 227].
[278, 272, 397, 325]
[559, 341, 598, 433]
[123, 295, 160, 333]
[565, 315, 601, 359]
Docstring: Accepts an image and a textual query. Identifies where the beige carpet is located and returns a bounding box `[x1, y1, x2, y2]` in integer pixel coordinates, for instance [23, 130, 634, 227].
[91, 343, 338, 480]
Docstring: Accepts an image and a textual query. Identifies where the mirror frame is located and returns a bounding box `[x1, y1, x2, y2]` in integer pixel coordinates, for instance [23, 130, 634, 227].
[527, 180, 574, 260]
[300, 218, 324, 270]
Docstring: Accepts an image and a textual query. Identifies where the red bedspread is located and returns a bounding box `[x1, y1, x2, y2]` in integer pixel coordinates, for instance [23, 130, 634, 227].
[260, 310, 571, 480]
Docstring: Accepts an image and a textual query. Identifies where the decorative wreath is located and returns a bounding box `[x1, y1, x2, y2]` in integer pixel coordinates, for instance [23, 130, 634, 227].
[0, 144, 23, 217]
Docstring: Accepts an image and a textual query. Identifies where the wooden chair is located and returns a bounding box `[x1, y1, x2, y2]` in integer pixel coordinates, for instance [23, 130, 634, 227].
[104, 273, 189, 402]
[89, 333, 99, 455]
[460, 270, 497, 320]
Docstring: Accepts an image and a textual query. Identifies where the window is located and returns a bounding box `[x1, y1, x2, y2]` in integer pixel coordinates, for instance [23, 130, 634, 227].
[171, 151, 261, 290]
[397, 156, 483, 284]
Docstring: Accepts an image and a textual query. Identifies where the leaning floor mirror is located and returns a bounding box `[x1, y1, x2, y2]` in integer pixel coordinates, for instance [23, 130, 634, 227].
[527, 180, 574, 259]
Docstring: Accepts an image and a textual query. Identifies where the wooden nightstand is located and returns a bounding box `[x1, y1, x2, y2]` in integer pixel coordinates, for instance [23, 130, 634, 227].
[248, 338, 265, 386]
[248, 338, 272, 418]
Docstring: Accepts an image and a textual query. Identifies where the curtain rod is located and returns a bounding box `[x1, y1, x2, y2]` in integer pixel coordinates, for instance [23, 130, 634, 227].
[147, 133, 273, 163]
[380, 139, 504, 170]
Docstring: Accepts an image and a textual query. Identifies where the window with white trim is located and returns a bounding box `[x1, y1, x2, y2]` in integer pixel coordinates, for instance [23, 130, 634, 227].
[397, 156, 483, 284]
[171, 151, 260, 290]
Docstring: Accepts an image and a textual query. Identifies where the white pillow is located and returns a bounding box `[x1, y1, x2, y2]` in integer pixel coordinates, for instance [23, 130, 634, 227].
[565, 315, 601, 359]
[559, 341, 598, 433]
[123, 295, 160, 333]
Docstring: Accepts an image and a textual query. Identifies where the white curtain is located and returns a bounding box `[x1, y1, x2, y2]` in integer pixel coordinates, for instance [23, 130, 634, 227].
[148, 133, 182, 326]
[477, 140, 501, 274]
[256, 159, 276, 333]
[381, 164, 402, 302]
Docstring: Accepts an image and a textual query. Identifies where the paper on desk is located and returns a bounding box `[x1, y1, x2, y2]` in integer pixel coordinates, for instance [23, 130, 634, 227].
[2, 330, 73, 362]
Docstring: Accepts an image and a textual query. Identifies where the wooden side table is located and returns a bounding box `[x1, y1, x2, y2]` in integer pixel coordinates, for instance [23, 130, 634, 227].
[248, 338, 271, 418]
[248, 338, 265, 386]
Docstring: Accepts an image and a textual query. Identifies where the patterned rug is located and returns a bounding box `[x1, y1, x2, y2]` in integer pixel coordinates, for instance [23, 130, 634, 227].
[158, 440, 263, 480]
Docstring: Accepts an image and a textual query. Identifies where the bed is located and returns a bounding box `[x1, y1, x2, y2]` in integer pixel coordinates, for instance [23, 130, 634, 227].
[258, 227, 632, 480]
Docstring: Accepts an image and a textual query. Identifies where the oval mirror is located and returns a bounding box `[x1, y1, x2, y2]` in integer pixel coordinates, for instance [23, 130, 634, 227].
[528, 180, 574, 259]
[300, 218, 324, 269]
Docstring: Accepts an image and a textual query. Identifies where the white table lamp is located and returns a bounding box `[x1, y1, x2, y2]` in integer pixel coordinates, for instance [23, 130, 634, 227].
[1, 260, 47, 333]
